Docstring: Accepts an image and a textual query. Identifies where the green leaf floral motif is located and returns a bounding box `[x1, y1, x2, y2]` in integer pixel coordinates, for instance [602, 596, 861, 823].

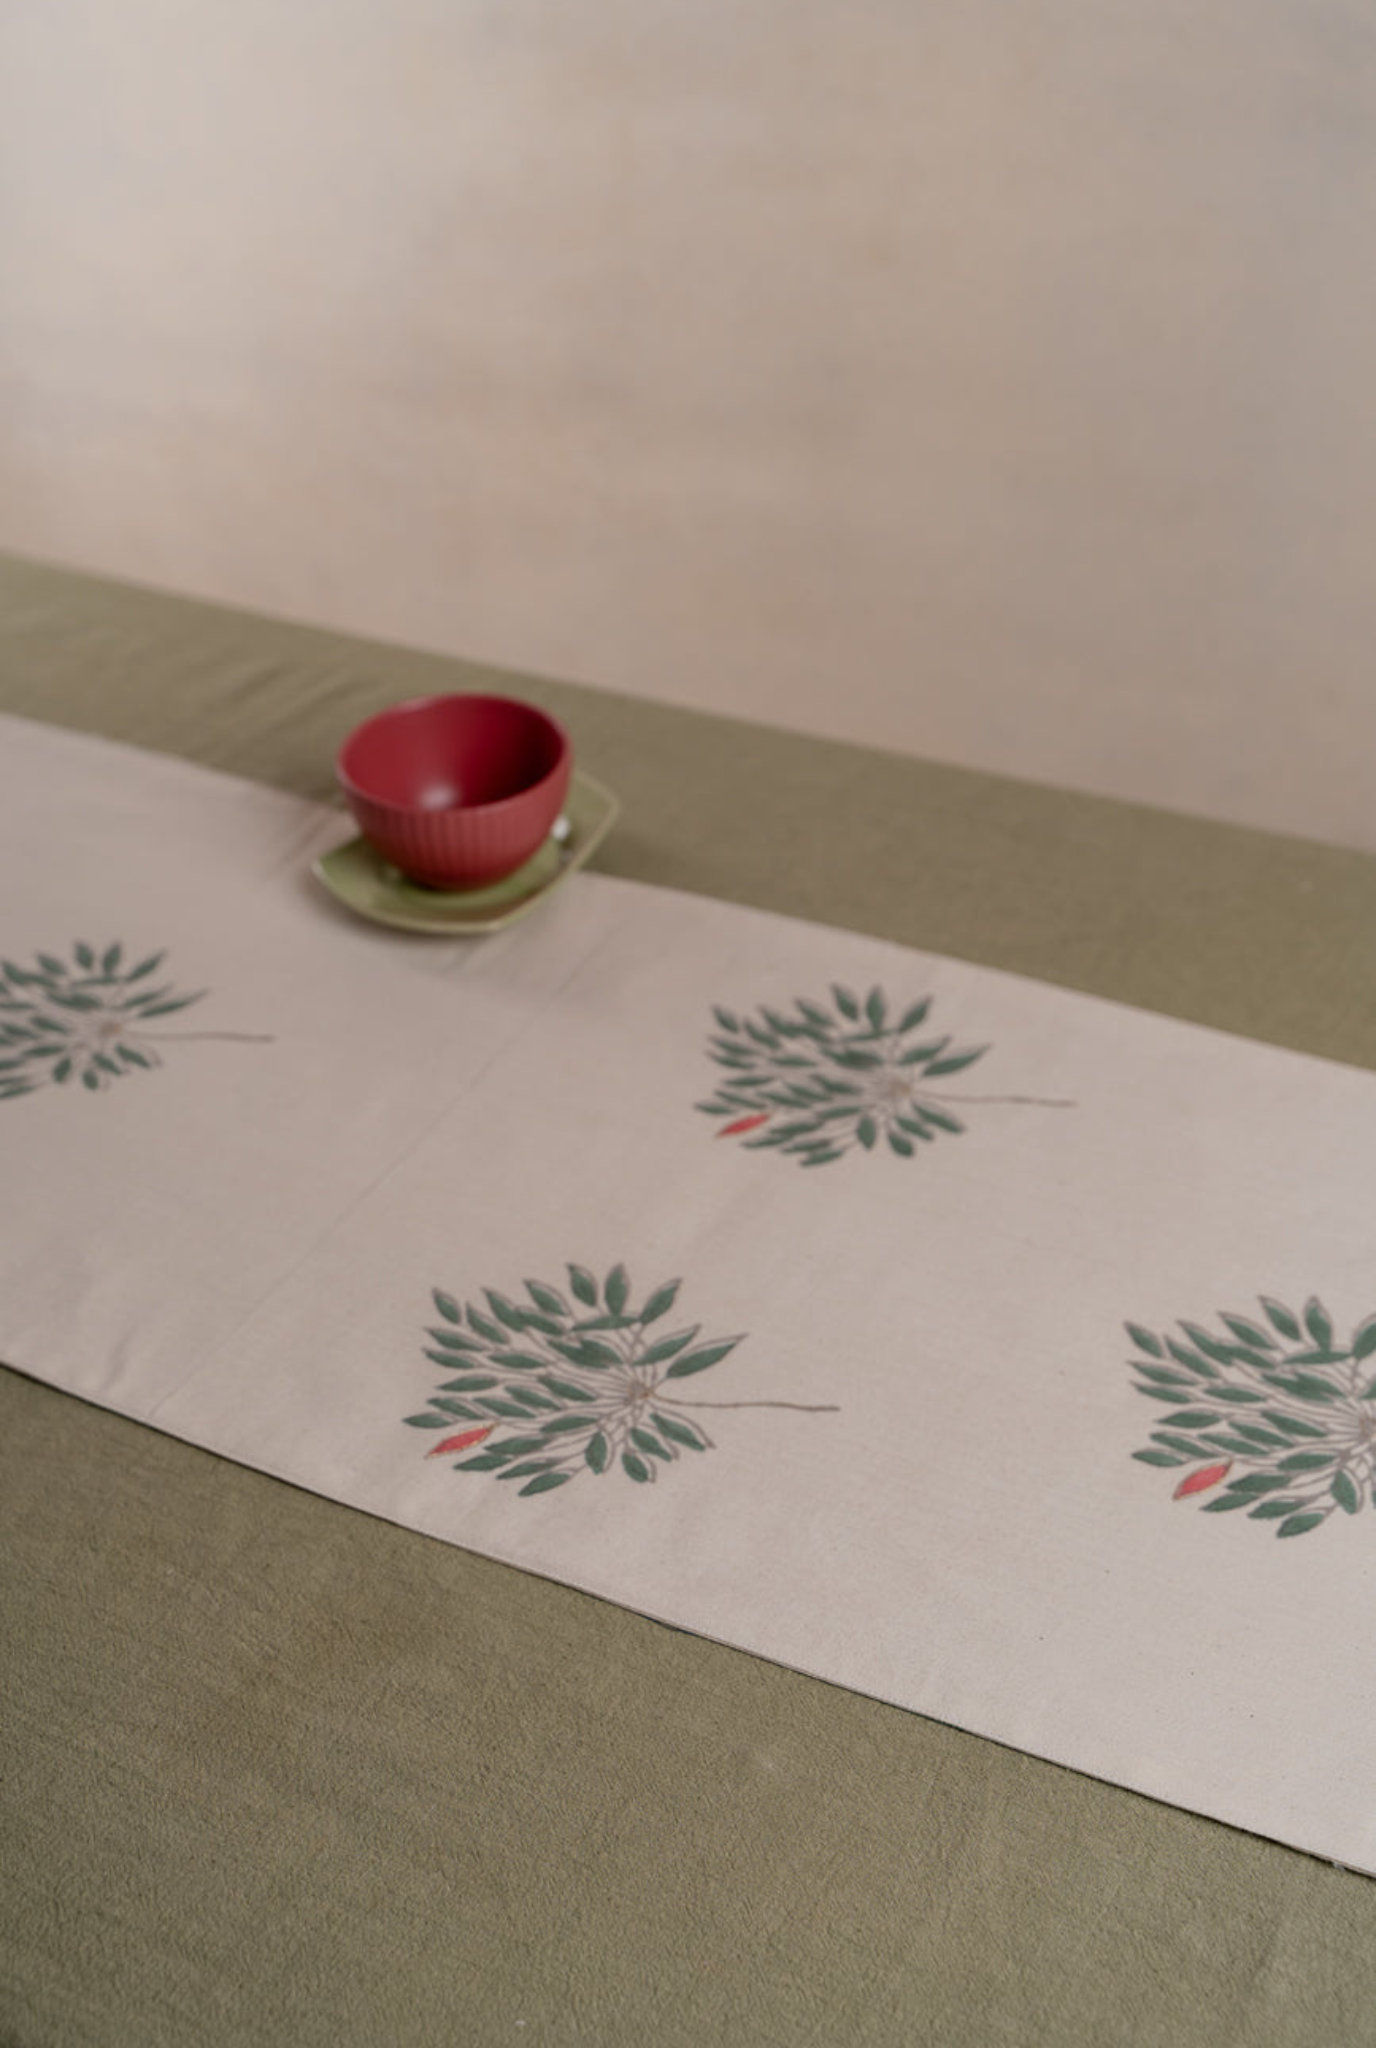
[0, 942, 270, 1100]
[407, 1264, 839, 1495]
[697, 986, 1071, 1165]
[1128, 1295, 1376, 1538]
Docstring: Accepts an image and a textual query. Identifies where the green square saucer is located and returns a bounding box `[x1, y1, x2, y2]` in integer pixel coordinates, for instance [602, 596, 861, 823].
[311, 771, 620, 934]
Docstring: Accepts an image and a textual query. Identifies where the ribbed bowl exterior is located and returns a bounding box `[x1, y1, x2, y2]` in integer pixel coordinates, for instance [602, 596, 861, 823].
[337, 694, 573, 888]
[346, 756, 571, 887]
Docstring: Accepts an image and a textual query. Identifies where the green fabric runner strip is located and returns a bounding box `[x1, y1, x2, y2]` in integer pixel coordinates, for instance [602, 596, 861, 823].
[5, 554, 1376, 2048]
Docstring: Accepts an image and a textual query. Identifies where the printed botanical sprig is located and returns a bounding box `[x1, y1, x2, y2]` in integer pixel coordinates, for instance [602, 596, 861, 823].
[405, 1262, 837, 1496]
[697, 983, 1070, 1164]
[0, 942, 270, 1099]
[1128, 1295, 1376, 1537]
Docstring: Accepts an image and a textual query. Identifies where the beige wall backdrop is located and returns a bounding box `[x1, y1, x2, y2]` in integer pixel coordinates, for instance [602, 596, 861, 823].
[2, 1, 1375, 845]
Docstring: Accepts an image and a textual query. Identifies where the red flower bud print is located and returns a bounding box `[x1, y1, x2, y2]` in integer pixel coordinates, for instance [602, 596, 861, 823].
[718, 1112, 771, 1138]
[1173, 1461, 1231, 1500]
[428, 1424, 495, 1458]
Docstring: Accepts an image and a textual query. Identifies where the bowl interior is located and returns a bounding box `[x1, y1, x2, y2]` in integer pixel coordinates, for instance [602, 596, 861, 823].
[340, 696, 567, 813]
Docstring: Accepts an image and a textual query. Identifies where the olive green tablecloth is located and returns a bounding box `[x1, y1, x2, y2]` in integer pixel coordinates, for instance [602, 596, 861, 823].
[4, 554, 1376, 2047]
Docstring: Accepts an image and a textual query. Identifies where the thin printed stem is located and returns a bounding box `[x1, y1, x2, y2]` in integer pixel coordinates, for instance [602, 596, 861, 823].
[135, 1030, 275, 1044]
[671, 1398, 841, 1413]
[916, 1090, 1075, 1108]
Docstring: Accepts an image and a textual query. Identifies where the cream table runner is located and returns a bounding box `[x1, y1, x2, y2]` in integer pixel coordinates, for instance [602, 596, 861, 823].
[6, 711, 1376, 1872]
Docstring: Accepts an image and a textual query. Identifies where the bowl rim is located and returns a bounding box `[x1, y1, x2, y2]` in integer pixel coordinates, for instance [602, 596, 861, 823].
[336, 692, 572, 818]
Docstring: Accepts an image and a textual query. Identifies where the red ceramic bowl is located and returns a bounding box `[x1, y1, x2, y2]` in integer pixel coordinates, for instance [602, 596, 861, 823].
[337, 694, 572, 888]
